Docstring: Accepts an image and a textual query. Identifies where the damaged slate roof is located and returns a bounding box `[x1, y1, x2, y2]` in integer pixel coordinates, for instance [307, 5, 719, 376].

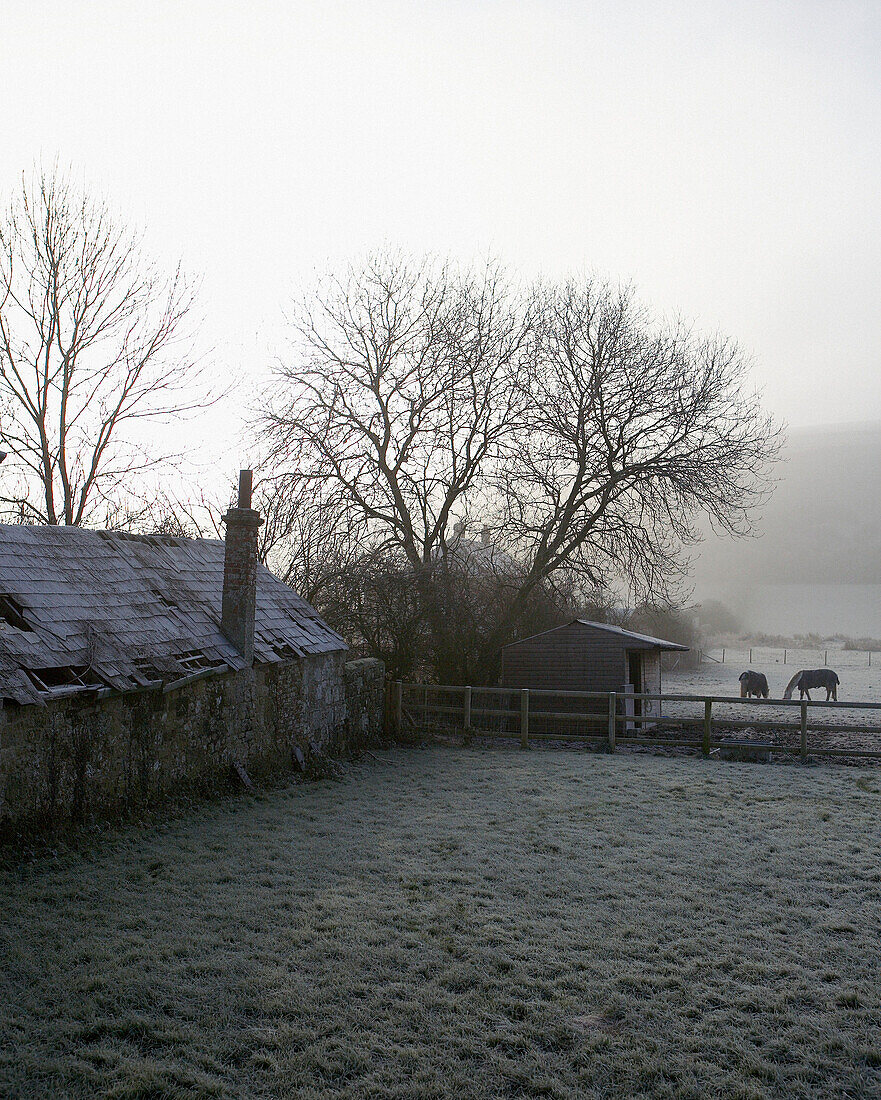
[0, 524, 346, 705]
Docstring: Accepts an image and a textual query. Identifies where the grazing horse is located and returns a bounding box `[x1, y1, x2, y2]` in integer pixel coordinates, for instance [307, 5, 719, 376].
[783, 669, 840, 701]
[739, 670, 769, 699]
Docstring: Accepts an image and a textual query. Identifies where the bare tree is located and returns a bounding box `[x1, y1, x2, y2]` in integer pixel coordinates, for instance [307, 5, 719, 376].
[102, 486, 225, 539]
[264, 252, 530, 569]
[263, 254, 781, 681]
[481, 279, 781, 665]
[251, 473, 435, 678]
[0, 165, 208, 525]
[318, 552, 429, 680]
[261, 252, 532, 678]
[253, 473, 366, 604]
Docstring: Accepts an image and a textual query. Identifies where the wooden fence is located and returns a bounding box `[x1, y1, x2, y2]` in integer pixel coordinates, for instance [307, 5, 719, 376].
[387, 682, 881, 761]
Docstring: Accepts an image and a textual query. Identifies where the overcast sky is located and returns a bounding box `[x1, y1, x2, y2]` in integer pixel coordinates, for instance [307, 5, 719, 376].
[4, 0, 880, 469]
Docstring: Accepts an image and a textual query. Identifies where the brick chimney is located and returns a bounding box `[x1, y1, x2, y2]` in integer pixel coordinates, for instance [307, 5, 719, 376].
[221, 470, 263, 664]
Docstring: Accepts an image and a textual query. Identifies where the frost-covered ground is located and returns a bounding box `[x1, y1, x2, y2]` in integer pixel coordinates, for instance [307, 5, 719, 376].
[2, 748, 880, 1099]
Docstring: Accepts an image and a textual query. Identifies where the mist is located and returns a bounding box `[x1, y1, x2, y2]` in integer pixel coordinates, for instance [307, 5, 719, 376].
[691, 420, 881, 637]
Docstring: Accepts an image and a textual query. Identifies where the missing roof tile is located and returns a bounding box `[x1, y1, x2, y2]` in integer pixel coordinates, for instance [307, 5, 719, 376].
[174, 649, 226, 674]
[25, 665, 105, 692]
[0, 594, 33, 632]
[132, 655, 165, 679]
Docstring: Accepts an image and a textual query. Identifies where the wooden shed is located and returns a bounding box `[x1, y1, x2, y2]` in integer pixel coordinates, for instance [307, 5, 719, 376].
[500, 619, 689, 726]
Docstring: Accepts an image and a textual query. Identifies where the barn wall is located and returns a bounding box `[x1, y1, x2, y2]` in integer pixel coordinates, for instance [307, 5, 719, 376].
[0, 653, 383, 835]
[501, 623, 637, 693]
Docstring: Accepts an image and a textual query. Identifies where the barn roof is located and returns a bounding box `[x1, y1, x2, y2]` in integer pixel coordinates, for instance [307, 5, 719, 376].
[0, 524, 346, 705]
[502, 619, 690, 652]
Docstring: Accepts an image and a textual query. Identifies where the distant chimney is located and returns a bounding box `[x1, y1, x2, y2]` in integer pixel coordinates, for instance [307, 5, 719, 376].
[221, 470, 263, 664]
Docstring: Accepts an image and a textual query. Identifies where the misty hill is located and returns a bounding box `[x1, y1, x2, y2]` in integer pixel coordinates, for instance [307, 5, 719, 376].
[693, 422, 881, 587]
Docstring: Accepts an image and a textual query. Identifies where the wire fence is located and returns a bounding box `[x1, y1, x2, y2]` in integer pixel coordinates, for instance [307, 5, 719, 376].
[699, 646, 875, 668]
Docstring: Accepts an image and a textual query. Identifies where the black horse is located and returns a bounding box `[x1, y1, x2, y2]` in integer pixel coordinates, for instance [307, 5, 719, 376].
[739, 670, 769, 699]
[783, 669, 840, 701]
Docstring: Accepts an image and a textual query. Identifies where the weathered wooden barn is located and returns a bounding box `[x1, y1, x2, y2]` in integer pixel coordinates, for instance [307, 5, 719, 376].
[0, 472, 383, 831]
[500, 619, 689, 725]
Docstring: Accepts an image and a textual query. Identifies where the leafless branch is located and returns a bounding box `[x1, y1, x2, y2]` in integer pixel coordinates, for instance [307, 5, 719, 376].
[0, 163, 213, 526]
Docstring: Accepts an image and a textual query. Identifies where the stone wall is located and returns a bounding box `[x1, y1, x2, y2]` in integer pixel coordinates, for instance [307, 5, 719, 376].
[0, 651, 384, 835]
[343, 658, 386, 747]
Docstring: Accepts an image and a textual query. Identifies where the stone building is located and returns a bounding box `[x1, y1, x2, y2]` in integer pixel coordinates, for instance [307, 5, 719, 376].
[0, 471, 383, 831]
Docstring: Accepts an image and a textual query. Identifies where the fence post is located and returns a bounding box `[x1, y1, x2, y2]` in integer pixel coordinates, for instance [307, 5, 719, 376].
[463, 686, 472, 745]
[824, 650, 828, 667]
[703, 699, 712, 757]
[722, 648, 725, 664]
[520, 689, 530, 749]
[608, 692, 616, 751]
[394, 680, 403, 737]
[800, 700, 808, 763]
[784, 648, 787, 665]
[749, 647, 752, 663]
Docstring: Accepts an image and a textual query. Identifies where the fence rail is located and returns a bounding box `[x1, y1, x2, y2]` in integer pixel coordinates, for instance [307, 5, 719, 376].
[388, 681, 881, 761]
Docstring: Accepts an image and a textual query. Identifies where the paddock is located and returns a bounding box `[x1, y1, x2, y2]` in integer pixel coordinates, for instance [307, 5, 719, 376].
[2, 749, 879, 1098]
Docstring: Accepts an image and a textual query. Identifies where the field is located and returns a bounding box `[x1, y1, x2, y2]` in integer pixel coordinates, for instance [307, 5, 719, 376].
[2, 748, 880, 1099]
[669, 647, 881, 705]
[663, 649, 881, 751]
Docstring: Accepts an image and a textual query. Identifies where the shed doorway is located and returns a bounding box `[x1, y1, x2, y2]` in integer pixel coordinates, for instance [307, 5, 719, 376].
[627, 651, 643, 718]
